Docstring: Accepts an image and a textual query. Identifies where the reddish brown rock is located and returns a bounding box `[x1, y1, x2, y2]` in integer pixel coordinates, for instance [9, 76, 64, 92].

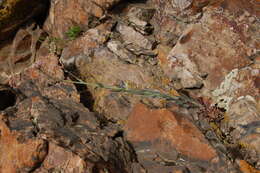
[0, 114, 47, 173]
[213, 0, 260, 17]
[238, 160, 260, 173]
[44, 0, 121, 38]
[4, 47, 136, 172]
[125, 104, 217, 161]
[35, 143, 88, 173]
[123, 103, 235, 172]
[163, 7, 255, 91]
[60, 23, 111, 68]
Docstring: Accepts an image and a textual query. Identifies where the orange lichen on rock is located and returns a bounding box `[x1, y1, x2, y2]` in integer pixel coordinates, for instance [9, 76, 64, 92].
[238, 160, 260, 173]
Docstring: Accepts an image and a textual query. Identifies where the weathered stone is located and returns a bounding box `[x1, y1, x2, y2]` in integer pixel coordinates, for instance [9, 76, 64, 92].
[60, 23, 112, 68]
[127, 6, 155, 35]
[0, 114, 47, 172]
[44, 0, 121, 38]
[3, 45, 137, 172]
[171, 0, 193, 10]
[107, 40, 137, 63]
[163, 7, 253, 90]
[77, 46, 155, 121]
[125, 104, 217, 160]
[2, 0, 260, 172]
[237, 160, 260, 173]
[124, 103, 236, 172]
[213, 66, 260, 165]
[117, 24, 155, 50]
[148, 0, 198, 47]
[34, 143, 88, 173]
[213, 67, 259, 109]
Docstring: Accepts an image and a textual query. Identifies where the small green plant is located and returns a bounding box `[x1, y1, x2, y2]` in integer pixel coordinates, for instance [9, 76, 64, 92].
[65, 26, 82, 40]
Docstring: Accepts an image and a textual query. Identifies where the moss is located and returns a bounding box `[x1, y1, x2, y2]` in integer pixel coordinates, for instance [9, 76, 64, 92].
[65, 26, 82, 40]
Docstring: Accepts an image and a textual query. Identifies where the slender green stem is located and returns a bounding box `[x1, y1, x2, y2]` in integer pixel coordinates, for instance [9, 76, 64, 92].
[40, 68, 202, 108]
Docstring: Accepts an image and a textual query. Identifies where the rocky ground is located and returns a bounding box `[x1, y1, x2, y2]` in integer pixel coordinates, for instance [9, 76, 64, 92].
[0, 0, 259, 172]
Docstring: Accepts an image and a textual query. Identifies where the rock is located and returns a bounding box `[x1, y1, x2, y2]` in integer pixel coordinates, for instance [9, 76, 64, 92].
[117, 24, 155, 50]
[0, 114, 47, 172]
[44, 0, 121, 38]
[2, 44, 137, 172]
[148, 0, 192, 47]
[213, 66, 260, 166]
[162, 7, 254, 91]
[34, 143, 88, 172]
[0, 0, 47, 40]
[107, 40, 137, 63]
[237, 160, 260, 173]
[127, 5, 155, 35]
[215, 0, 260, 17]
[60, 23, 111, 68]
[76, 46, 155, 121]
[212, 67, 259, 111]
[1, 0, 260, 172]
[124, 103, 237, 172]
[171, 0, 193, 10]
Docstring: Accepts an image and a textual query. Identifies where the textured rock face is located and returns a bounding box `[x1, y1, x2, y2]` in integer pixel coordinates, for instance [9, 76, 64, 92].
[0, 0, 259, 172]
[44, 0, 122, 38]
[0, 44, 136, 172]
[125, 104, 223, 172]
[125, 104, 217, 161]
[0, 114, 47, 172]
[34, 143, 88, 172]
[162, 8, 255, 91]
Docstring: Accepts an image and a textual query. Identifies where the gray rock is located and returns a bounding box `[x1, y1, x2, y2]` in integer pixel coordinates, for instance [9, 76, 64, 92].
[117, 24, 155, 50]
[127, 6, 155, 35]
[107, 40, 137, 63]
[171, 0, 193, 10]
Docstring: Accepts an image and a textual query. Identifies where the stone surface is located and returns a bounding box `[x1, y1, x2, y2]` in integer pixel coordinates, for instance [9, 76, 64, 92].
[116, 24, 155, 50]
[44, 0, 121, 38]
[1, 44, 137, 172]
[61, 22, 171, 122]
[125, 104, 216, 160]
[0, 0, 259, 172]
[0, 114, 47, 172]
[34, 143, 88, 173]
[162, 7, 255, 91]
[127, 5, 155, 35]
[214, 66, 260, 167]
[60, 22, 112, 67]
[238, 160, 260, 173]
[107, 40, 137, 64]
[124, 103, 234, 172]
